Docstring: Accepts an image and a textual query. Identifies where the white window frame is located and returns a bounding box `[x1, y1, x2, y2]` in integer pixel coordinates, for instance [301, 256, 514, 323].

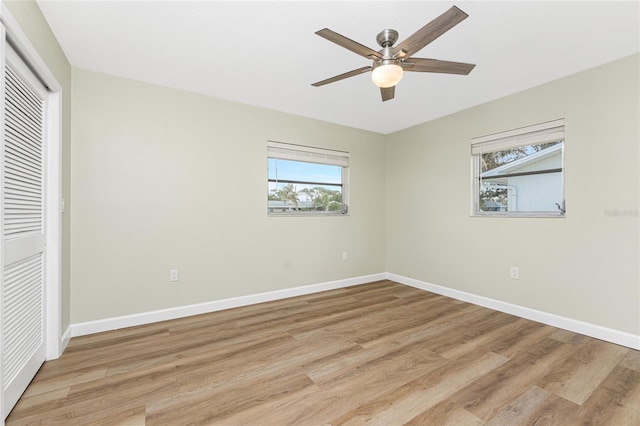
[267, 141, 349, 216]
[471, 119, 565, 218]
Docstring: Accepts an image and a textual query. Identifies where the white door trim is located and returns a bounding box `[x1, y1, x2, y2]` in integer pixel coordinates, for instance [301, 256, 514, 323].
[0, 3, 63, 421]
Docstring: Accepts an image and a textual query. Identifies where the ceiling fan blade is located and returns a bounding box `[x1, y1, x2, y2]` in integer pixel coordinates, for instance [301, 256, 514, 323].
[316, 28, 383, 60]
[392, 6, 469, 58]
[381, 86, 395, 102]
[402, 58, 475, 75]
[311, 66, 372, 87]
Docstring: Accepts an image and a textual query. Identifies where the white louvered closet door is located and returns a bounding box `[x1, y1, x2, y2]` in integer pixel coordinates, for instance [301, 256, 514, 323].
[1, 43, 48, 416]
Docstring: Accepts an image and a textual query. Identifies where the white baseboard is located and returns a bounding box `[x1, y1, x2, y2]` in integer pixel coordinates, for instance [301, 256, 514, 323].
[70, 273, 387, 338]
[387, 273, 640, 350]
[60, 326, 71, 353]
[45, 326, 72, 361]
[68, 272, 639, 351]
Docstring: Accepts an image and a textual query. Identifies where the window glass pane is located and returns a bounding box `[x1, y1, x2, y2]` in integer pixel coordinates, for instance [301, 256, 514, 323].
[481, 141, 562, 172]
[478, 141, 563, 213]
[268, 181, 343, 212]
[268, 158, 342, 184]
[268, 158, 344, 213]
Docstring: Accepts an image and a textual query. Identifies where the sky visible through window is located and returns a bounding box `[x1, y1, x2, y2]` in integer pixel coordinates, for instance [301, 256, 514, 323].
[478, 141, 563, 213]
[268, 158, 342, 201]
[268, 159, 341, 184]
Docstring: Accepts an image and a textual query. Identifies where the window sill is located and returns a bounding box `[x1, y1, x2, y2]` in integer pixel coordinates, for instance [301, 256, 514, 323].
[471, 212, 565, 218]
[268, 212, 349, 217]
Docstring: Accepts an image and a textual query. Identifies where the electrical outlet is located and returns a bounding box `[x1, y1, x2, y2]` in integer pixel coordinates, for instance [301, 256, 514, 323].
[342, 251, 348, 261]
[510, 266, 519, 280]
[169, 269, 178, 282]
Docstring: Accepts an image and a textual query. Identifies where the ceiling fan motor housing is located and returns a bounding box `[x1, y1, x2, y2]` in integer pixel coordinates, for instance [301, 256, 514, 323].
[374, 30, 402, 68]
[376, 29, 399, 48]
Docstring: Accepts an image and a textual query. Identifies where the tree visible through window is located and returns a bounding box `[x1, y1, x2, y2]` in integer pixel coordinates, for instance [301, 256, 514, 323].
[267, 142, 348, 215]
[472, 119, 565, 217]
[479, 141, 563, 212]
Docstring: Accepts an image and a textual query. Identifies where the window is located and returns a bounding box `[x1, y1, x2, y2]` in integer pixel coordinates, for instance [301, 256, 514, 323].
[267, 141, 349, 215]
[471, 119, 565, 217]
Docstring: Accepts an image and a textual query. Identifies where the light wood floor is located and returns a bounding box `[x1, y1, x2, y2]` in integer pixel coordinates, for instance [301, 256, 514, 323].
[6, 280, 640, 425]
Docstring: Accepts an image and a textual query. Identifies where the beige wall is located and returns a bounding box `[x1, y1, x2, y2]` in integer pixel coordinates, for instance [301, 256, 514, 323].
[3, 0, 72, 332]
[71, 69, 387, 323]
[4, 0, 636, 348]
[72, 55, 639, 336]
[386, 54, 639, 335]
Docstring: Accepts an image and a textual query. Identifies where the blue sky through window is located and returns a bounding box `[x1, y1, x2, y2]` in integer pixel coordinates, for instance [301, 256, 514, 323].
[268, 159, 341, 184]
[268, 158, 343, 203]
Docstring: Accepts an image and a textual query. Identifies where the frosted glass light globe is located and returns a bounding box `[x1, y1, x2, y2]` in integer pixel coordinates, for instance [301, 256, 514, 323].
[371, 63, 403, 88]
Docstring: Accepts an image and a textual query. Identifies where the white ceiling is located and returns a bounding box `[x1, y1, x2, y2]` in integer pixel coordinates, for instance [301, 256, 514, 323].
[36, 1, 639, 135]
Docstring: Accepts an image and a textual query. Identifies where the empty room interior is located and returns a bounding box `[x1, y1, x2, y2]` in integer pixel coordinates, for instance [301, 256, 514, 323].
[0, 1, 639, 424]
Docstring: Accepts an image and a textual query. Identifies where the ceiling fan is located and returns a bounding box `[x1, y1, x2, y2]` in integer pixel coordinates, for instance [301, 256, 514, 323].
[311, 5, 476, 102]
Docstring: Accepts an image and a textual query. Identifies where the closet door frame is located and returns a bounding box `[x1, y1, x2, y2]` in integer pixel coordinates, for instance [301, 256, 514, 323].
[0, 4, 63, 422]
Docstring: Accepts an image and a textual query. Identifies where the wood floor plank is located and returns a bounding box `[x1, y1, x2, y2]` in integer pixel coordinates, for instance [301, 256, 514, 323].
[435, 337, 579, 421]
[9, 361, 178, 425]
[352, 296, 469, 346]
[284, 295, 410, 339]
[21, 366, 107, 398]
[172, 332, 358, 397]
[619, 349, 640, 372]
[439, 317, 553, 361]
[290, 293, 447, 347]
[147, 370, 315, 424]
[537, 338, 629, 404]
[404, 399, 484, 425]
[3, 387, 70, 422]
[484, 385, 579, 426]
[361, 302, 485, 351]
[331, 350, 508, 425]
[203, 379, 323, 426]
[417, 309, 515, 355]
[479, 319, 556, 359]
[549, 328, 593, 347]
[573, 364, 640, 424]
[221, 339, 448, 425]
[6, 280, 638, 425]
